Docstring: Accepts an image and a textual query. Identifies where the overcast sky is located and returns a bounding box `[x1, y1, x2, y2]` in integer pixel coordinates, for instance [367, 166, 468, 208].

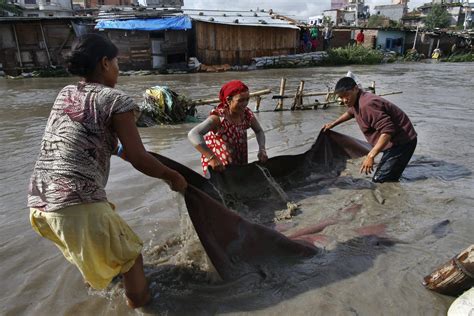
[183, 1, 429, 19]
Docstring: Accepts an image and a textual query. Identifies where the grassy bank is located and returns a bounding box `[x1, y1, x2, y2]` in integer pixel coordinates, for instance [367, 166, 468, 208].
[321, 45, 385, 66]
[441, 53, 474, 62]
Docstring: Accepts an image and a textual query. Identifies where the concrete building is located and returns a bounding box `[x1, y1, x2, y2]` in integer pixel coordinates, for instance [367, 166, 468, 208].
[326, 0, 369, 26]
[374, 4, 407, 22]
[323, 9, 344, 26]
[9, 0, 73, 17]
[392, 0, 408, 5]
[308, 15, 324, 26]
[331, 0, 348, 10]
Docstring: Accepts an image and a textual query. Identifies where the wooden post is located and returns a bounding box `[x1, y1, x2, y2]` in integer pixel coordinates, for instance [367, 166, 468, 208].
[12, 24, 23, 69]
[39, 21, 53, 67]
[297, 80, 305, 109]
[275, 78, 286, 111]
[291, 80, 305, 111]
[370, 81, 376, 94]
[254, 95, 262, 112]
[324, 88, 332, 108]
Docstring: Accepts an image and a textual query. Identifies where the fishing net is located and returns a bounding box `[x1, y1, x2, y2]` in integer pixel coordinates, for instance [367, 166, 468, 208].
[149, 130, 372, 281]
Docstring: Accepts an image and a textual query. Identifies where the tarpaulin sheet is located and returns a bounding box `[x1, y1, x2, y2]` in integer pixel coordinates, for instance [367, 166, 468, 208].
[95, 16, 191, 31]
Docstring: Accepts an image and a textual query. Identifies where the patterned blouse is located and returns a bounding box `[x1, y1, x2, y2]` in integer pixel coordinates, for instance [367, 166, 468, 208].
[201, 106, 254, 174]
[28, 82, 137, 212]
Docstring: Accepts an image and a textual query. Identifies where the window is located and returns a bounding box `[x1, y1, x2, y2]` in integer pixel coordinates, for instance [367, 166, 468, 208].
[24, 0, 36, 4]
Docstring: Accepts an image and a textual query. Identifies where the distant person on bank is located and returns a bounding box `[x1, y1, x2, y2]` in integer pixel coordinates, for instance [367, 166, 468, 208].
[188, 80, 268, 175]
[323, 77, 417, 183]
[356, 29, 365, 45]
[323, 25, 333, 50]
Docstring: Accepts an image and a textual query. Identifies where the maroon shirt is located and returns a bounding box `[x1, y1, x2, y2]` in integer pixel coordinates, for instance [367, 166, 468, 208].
[347, 91, 417, 150]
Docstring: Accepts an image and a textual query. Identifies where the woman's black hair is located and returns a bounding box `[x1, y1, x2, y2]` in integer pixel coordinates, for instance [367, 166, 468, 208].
[65, 33, 118, 77]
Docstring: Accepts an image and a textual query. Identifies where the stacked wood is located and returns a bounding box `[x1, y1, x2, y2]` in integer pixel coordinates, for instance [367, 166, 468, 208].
[423, 244, 474, 296]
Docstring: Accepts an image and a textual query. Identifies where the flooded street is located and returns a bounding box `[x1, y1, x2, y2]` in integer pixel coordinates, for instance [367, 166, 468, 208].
[1, 62, 473, 315]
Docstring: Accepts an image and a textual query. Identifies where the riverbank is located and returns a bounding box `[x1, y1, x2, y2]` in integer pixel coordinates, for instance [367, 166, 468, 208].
[2, 46, 473, 79]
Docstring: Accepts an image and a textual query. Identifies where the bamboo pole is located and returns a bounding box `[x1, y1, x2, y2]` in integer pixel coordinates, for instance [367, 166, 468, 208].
[192, 89, 271, 106]
[291, 80, 305, 110]
[369, 81, 376, 94]
[275, 78, 286, 111]
[298, 81, 305, 109]
[378, 91, 402, 97]
[273, 90, 331, 99]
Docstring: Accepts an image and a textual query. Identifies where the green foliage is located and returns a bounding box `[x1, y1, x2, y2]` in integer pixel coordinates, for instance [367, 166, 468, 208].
[424, 4, 451, 30]
[323, 16, 333, 26]
[441, 53, 474, 62]
[322, 45, 385, 65]
[367, 15, 386, 28]
[0, 0, 23, 15]
[367, 14, 401, 28]
[403, 49, 425, 61]
[33, 68, 70, 77]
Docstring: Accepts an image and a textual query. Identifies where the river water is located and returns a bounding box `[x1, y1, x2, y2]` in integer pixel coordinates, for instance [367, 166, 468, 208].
[0, 62, 473, 315]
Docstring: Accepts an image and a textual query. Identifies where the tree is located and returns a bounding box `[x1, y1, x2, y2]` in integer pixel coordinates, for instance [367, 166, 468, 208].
[424, 4, 451, 30]
[323, 15, 333, 26]
[0, 0, 23, 16]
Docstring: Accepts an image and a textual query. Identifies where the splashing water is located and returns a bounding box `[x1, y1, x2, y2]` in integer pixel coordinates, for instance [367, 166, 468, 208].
[255, 164, 300, 221]
[255, 164, 289, 202]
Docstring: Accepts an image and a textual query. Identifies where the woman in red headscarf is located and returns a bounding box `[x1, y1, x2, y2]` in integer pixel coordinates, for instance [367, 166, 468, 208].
[188, 80, 268, 174]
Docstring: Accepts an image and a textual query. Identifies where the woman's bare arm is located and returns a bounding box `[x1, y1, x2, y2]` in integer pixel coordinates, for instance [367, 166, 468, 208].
[112, 111, 187, 192]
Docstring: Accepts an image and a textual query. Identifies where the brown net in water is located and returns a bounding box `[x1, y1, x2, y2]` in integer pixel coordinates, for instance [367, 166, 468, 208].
[150, 130, 371, 281]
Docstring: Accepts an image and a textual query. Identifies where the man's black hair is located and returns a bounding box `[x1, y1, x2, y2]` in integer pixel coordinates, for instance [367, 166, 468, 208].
[65, 33, 118, 77]
[334, 77, 357, 93]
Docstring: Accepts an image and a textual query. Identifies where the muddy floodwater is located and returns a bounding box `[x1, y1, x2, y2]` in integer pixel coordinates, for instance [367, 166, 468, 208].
[1, 62, 473, 315]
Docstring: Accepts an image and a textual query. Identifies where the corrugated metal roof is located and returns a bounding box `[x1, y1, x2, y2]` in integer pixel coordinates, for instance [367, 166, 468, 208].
[97, 6, 182, 20]
[183, 9, 300, 29]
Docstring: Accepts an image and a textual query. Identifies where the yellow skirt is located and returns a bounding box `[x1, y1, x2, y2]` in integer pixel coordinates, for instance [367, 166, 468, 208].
[30, 202, 143, 289]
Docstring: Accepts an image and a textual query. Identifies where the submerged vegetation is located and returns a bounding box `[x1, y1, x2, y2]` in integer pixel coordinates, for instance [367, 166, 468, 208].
[321, 45, 385, 66]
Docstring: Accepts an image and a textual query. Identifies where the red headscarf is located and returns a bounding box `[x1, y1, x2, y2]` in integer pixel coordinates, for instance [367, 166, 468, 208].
[217, 80, 249, 110]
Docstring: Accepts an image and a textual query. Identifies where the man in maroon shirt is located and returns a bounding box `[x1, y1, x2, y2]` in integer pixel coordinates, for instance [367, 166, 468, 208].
[323, 77, 417, 183]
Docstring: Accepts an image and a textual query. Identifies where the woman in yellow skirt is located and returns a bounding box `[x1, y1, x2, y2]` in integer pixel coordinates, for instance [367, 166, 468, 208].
[28, 33, 187, 308]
